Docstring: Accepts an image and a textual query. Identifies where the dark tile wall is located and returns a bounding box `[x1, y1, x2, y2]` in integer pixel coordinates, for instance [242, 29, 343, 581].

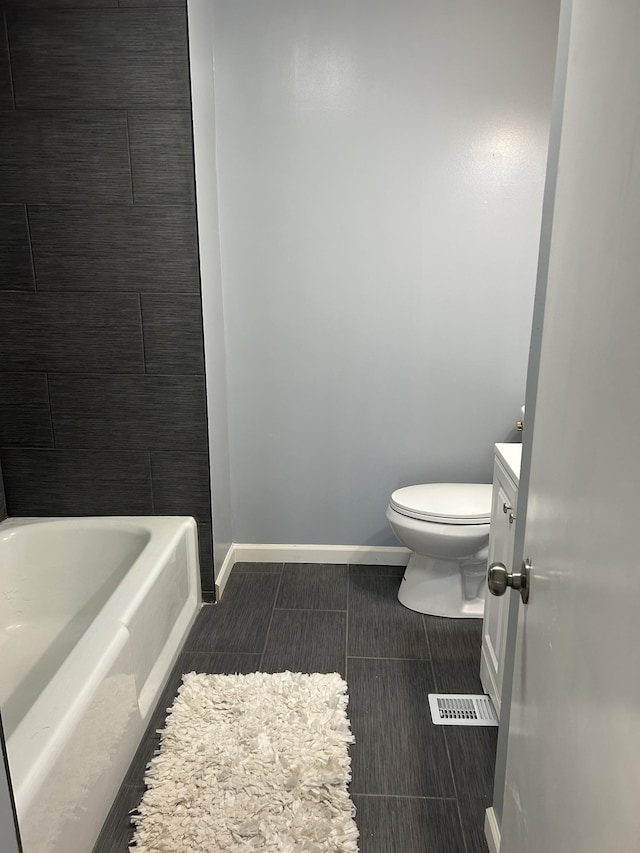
[0, 1, 214, 596]
[0, 462, 6, 522]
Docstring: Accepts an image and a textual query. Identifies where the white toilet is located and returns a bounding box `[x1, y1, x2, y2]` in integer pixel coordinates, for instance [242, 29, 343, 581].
[386, 483, 492, 618]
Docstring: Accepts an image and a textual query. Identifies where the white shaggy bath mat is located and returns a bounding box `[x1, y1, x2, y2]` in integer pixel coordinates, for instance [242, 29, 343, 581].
[130, 671, 359, 852]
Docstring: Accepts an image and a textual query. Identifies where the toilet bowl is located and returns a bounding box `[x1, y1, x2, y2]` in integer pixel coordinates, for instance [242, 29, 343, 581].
[386, 483, 492, 618]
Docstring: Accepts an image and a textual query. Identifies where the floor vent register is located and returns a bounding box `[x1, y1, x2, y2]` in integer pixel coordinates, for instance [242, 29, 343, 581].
[428, 694, 498, 726]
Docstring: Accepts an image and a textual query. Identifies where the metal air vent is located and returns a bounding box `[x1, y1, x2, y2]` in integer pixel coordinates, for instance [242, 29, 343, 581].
[428, 694, 498, 726]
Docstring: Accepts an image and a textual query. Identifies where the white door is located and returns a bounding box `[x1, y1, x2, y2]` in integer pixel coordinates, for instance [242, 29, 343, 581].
[500, 1, 640, 851]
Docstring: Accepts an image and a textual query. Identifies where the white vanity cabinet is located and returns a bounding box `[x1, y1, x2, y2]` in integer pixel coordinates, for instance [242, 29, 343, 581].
[480, 443, 522, 718]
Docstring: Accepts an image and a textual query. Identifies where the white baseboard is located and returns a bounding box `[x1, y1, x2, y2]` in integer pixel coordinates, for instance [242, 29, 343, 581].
[484, 806, 501, 853]
[214, 544, 237, 602]
[214, 543, 410, 601]
[233, 543, 411, 565]
[480, 645, 502, 720]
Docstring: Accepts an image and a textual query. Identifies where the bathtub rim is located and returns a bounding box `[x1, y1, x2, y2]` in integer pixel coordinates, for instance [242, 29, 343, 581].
[1, 515, 202, 821]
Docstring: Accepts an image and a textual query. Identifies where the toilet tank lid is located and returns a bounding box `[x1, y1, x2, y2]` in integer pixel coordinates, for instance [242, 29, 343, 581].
[390, 483, 493, 524]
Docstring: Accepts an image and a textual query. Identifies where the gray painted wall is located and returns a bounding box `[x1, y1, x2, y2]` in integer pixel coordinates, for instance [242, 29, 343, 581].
[0, 2, 215, 596]
[212, 0, 559, 545]
[187, 0, 234, 579]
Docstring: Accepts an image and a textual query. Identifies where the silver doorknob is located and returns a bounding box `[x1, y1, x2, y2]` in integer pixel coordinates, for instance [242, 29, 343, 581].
[487, 558, 531, 604]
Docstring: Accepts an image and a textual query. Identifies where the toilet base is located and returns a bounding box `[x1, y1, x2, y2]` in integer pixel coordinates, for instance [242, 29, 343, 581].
[397, 552, 486, 618]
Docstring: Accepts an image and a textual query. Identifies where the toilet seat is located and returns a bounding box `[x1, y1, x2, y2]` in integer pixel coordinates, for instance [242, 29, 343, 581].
[390, 483, 492, 525]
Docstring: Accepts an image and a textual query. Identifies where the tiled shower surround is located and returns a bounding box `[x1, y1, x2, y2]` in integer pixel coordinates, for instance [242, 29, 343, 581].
[0, 462, 6, 522]
[0, 1, 215, 596]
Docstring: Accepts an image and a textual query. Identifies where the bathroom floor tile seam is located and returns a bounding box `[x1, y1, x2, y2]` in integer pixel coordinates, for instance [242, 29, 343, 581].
[344, 567, 350, 680]
[257, 567, 284, 670]
[274, 606, 348, 612]
[94, 563, 494, 853]
[348, 792, 459, 801]
[431, 647, 472, 853]
[348, 654, 435, 662]
[185, 565, 437, 663]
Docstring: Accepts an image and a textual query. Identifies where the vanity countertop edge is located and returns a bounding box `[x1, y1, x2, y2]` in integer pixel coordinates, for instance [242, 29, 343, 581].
[495, 442, 522, 486]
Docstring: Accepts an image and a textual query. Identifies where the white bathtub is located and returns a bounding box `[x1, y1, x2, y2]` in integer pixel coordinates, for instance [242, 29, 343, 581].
[0, 516, 201, 853]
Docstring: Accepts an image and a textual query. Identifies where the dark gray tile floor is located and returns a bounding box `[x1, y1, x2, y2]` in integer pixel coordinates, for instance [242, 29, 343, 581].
[94, 563, 496, 852]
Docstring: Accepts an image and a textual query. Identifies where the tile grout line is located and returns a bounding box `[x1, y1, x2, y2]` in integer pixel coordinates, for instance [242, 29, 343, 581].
[138, 293, 148, 373]
[0, 107, 194, 113]
[0, 203, 193, 210]
[185, 650, 260, 658]
[3, 11, 16, 109]
[428, 653, 470, 853]
[0, 287, 205, 295]
[0, 446, 208, 456]
[274, 607, 347, 613]
[148, 450, 155, 513]
[0, 371, 206, 378]
[257, 565, 284, 670]
[344, 566, 350, 682]
[350, 792, 459, 801]
[347, 654, 432, 662]
[421, 613, 435, 662]
[23, 204, 38, 290]
[124, 109, 135, 203]
[233, 570, 283, 576]
[43, 372, 56, 448]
